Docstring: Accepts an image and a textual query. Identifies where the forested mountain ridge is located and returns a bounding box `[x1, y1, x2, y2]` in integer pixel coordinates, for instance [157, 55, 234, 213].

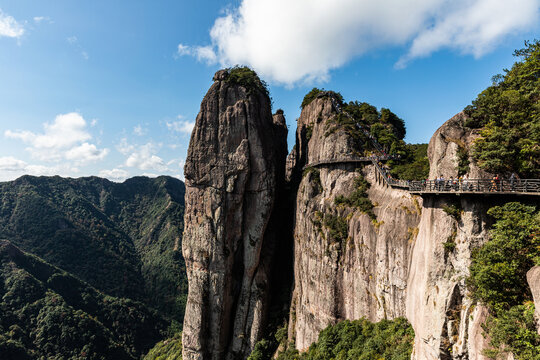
[0, 239, 167, 359]
[0, 175, 187, 323]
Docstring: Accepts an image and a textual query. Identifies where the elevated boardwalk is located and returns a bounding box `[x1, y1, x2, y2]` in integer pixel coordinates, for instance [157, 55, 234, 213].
[304, 156, 391, 169]
[303, 157, 540, 197]
[302, 93, 540, 197]
[408, 179, 540, 196]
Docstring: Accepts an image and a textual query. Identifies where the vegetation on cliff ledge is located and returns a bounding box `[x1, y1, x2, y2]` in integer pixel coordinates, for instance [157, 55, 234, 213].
[143, 332, 182, 360]
[335, 173, 375, 220]
[249, 317, 414, 360]
[225, 66, 270, 98]
[464, 40, 540, 177]
[468, 202, 540, 359]
[302, 87, 429, 180]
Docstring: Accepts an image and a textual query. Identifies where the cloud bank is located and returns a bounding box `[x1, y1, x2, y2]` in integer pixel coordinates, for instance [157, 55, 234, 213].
[0, 8, 24, 38]
[5, 112, 108, 164]
[178, 0, 540, 84]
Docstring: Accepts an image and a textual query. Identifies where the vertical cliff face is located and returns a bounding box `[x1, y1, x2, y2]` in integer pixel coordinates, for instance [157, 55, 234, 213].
[288, 95, 421, 350]
[288, 105, 500, 358]
[406, 113, 493, 359]
[182, 69, 287, 360]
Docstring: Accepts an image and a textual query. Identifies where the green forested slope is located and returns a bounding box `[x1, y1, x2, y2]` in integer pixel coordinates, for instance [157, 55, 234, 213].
[0, 175, 187, 323]
[464, 40, 540, 177]
[0, 239, 167, 359]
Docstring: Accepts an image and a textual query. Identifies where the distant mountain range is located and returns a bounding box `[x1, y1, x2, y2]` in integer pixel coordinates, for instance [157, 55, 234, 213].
[0, 175, 187, 358]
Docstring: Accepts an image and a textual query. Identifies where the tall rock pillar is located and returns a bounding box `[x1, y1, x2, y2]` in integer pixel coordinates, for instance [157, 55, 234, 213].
[182, 69, 287, 360]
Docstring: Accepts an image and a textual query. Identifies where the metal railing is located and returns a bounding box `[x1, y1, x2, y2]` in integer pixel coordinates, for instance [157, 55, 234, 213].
[408, 179, 540, 194]
[304, 155, 391, 170]
[308, 93, 540, 196]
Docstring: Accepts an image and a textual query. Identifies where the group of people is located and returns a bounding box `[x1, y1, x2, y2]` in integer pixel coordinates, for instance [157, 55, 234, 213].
[422, 173, 520, 192]
[432, 175, 472, 191]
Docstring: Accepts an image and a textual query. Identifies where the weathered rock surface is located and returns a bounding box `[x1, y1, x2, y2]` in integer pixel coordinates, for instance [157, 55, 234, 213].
[287, 96, 421, 350]
[407, 114, 494, 359]
[427, 111, 491, 179]
[289, 106, 498, 358]
[182, 69, 287, 360]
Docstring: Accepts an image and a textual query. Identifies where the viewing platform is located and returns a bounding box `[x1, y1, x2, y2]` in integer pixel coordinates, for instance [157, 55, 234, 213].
[408, 179, 540, 196]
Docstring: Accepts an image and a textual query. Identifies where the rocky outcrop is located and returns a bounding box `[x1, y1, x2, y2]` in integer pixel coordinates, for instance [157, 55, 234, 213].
[182, 69, 287, 360]
[287, 95, 421, 350]
[289, 107, 498, 358]
[406, 114, 494, 359]
[427, 112, 490, 179]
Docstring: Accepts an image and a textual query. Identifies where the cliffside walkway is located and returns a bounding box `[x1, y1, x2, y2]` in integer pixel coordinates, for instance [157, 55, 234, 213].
[304, 155, 391, 169]
[303, 93, 540, 196]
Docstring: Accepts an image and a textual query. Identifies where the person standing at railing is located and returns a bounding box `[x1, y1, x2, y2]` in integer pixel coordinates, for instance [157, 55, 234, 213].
[510, 172, 518, 191]
[463, 175, 469, 191]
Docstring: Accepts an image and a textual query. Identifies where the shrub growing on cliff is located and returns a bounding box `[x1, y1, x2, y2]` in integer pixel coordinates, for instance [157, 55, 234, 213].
[323, 214, 349, 244]
[467, 202, 540, 359]
[301, 88, 344, 109]
[389, 143, 430, 181]
[468, 202, 540, 312]
[143, 332, 183, 360]
[226, 66, 269, 98]
[273, 317, 414, 360]
[464, 40, 540, 177]
[334, 174, 375, 220]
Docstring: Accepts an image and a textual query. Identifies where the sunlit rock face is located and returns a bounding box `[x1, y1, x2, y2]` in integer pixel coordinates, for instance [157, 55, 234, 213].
[286, 95, 421, 350]
[407, 113, 494, 360]
[182, 69, 287, 360]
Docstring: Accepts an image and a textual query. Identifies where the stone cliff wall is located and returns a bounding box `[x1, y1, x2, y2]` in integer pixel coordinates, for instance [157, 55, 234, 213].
[287, 96, 421, 350]
[181, 79, 512, 359]
[407, 113, 494, 359]
[182, 70, 287, 360]
[289, 105, 498, 358]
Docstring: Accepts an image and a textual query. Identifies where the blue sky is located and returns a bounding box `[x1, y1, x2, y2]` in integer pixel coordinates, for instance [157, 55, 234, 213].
[0, 0, 538, 182]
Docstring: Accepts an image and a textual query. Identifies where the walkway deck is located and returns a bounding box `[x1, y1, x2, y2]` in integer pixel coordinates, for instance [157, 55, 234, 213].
[303, 93, 540, 197]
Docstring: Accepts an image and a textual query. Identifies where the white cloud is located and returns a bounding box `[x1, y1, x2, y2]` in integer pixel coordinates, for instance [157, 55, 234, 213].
[133, 125, 147, 136]
[99, 168, 129, 182]
[0, 156, 27, 172]
[178, 0, 540, 84]
[67, 36, 89, 60]
[65, 143, 109, 163]
[166, 119, 195, 135]
[33, 16, 52, 24]
[0, 9, 24, 38]
[0, 156, 79, 181]
[123, 142, 168, 171]
[177, 43, 217, 64]
[116, 137, 134, 155]
[4, 112, 108, 163]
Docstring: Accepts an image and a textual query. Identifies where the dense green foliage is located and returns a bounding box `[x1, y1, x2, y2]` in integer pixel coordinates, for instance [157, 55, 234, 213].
[335, 174, 375, 219]
[267, 318, 414, 360]
[0, 240, 167, 359]
[464, 40, 540, 177]
[483, 303, 540, 359]
[323, 214, 349, 244]
[225, 66, 270, 97]
[389, 144, 430, 181]
[0, 175, 187, 324]
[301, 88, 429, 180]
[144, 332, 183, 360]
[324, 101, 405, 156]
[301, 88, 344, 109]
[467, 202, 540, 358]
